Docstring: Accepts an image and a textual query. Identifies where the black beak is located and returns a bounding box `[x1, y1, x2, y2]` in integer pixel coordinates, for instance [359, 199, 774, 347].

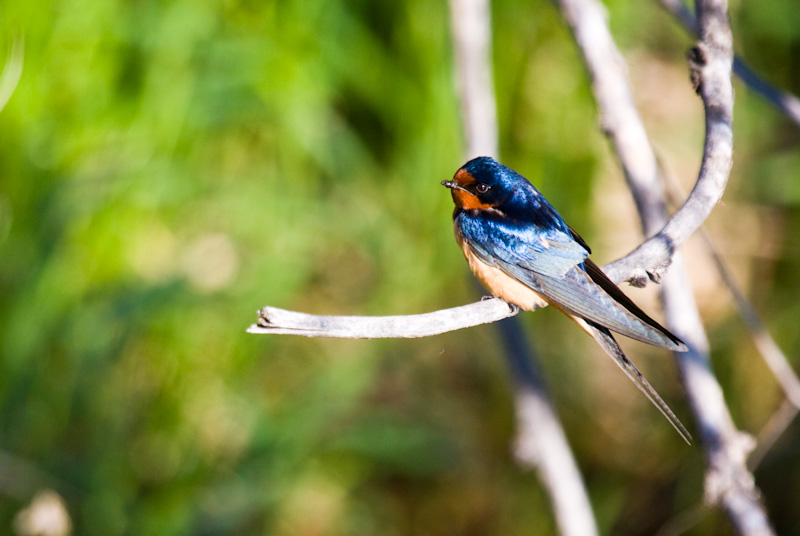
[441, 180, 469, 193]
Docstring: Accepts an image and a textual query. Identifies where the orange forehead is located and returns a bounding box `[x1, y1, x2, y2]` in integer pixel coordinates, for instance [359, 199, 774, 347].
[453, 168, 476, 187]
[450, 169, 494, 210]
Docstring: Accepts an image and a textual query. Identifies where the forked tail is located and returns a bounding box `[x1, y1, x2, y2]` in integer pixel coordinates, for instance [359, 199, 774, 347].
[585, 321, 692, 444]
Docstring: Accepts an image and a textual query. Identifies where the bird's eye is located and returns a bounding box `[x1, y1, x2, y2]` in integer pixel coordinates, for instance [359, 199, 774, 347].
[475, 183, 491, 194]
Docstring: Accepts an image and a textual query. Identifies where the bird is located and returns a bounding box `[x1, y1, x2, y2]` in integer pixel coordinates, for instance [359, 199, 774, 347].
[442, 156, 691, 444]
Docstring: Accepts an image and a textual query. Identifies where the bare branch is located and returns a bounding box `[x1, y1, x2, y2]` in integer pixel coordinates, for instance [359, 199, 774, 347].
[662, 258, 772, 536]
[557, 0, 775, 532]
[601, 28, 734, 286]
[450, 2, 599, 534]
[553, 0, 730, 289]
[247, 298, 519, 338]
[555, 0, 669, 237]
[749, 398, 798, 469]
[657, 0, 800, 125]
[655, 504, 712, 536]
[699, 227, 800, 409]
[552, 0, 676, 287]
[653, 13, 800, 464]
[662, 172, 800, 414]
[662, 173, 800, 472]
[496, 317, 600, 536]
[555, 0, 733, 288]
[448, 0, 498, 159]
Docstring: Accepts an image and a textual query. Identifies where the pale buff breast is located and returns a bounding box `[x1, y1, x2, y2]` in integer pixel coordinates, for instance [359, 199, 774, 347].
[454, 226, 549, 311]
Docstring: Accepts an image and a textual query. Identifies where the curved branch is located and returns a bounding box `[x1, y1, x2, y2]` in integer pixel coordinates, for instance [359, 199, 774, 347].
[557, 0, 775, 533]
[553, 0, 731, 288]
[553, 0, 676, 287]
[600, 11, 734, 286]
[657, 0, 800, 126]
[555, 0, 734, 288]
[247, 298, 519, 338]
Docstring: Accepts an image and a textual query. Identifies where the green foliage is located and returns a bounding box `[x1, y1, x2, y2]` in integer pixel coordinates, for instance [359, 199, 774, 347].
[1, 0, 799, 534]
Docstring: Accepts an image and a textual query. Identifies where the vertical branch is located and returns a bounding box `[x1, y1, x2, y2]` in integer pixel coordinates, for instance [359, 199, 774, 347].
[497, 318, 600, 536]
[555, 0, 668, 234]
[448, 1, 599, 535]
[673, 3, 772, 534]
[448, 0, 498, 159]
[662, 172, 800, 416]
[555, 0, 775, 533]
[663, 173, 800, 466]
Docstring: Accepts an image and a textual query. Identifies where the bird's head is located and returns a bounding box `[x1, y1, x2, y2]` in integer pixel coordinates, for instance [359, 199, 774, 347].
[441, 156, 531, 212]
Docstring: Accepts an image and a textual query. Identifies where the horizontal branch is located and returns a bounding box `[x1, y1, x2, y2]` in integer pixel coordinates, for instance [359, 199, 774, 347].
[247, 298, 520, 338]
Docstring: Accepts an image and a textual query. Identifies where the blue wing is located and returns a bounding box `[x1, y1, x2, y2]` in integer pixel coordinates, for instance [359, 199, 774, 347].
[456, 211, 684, 350]
[457, 209, 587, 277]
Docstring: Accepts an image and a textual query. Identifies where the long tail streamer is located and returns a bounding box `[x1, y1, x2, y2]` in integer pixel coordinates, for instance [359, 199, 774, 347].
[585, 321, 692, 444]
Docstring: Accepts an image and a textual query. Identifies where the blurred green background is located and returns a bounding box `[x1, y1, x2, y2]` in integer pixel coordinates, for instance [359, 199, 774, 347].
[1, 0, 799, 534]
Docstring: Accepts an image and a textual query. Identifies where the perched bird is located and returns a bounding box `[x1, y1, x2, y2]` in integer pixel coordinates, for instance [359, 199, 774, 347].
[442, 156, 691, 443]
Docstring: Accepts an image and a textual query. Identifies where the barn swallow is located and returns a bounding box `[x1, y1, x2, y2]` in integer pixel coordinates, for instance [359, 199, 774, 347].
[443, 156, 691, 443]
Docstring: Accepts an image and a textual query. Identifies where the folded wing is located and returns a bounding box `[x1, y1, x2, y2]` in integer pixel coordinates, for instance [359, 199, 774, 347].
[457, 212, 686, 351]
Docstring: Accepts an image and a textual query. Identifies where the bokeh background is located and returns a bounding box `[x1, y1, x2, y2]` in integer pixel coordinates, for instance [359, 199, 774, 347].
[1, 0, 799, 534]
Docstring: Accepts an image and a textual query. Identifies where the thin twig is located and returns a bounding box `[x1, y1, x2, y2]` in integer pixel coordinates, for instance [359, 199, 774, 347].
[662, 169, 800, 474]
[654, 503, 712, 536]
[662, 173, 800, 413]
[656, 0, 800, 125]
[247, 299, 519, 338]
[749, 398, 798, 469]
[696, 225, 800, 409]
